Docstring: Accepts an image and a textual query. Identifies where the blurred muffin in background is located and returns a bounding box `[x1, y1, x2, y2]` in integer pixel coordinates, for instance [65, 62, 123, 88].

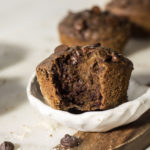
[106, 0, 150, 38]
[58, 6, 131, 53]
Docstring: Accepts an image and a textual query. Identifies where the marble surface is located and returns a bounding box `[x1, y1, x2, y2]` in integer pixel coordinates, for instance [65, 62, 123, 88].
[0, 0, 150, 149]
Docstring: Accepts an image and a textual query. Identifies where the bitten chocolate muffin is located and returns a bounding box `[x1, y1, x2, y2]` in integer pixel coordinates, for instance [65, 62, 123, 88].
[106, 0, 150, 34]
[58, 6, 131, 53]
[36, 44, 133, 111]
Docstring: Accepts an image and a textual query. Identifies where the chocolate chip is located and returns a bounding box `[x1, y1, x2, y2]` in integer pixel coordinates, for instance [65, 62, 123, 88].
[81, 43, 100, 55]
[60, 134, 80, 148]
[74, 19, 85, 31]
[54, 44, 69, 53]
[93, 43, 101, 47]
[91, 6, 101, 14]
[102, 55, 112, 62]
[0, 141, 14, 150]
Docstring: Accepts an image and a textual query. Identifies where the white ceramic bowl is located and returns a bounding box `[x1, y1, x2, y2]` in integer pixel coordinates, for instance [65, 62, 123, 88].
[27, 72, 150, 132]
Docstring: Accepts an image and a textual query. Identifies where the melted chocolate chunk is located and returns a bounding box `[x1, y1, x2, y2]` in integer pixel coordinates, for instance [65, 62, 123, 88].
[54, 44, 69, 53]
[0, 141, 14, 150]
[94, 43, 101, 47]
[60, 134, 80, 148]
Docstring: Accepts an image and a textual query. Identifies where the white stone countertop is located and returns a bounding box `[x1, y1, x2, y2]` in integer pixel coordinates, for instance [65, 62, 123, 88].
[0, 0, 150, 149]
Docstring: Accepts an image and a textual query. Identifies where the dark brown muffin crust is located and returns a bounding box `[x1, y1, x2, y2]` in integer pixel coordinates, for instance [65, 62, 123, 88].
[36, 44, 133, 111]
[58, 6, 131, 52]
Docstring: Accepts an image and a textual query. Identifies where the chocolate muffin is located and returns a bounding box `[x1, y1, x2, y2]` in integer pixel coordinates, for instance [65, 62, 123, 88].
[106, 0, 150, 34]
[58, 6, 131, 53]
[36, 44, 133, 111]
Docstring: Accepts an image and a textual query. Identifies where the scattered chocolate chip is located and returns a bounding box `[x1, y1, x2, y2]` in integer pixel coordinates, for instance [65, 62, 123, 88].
[54, 44, 69, 53]
[91, 6, 101, 14]
[0, 141, 14, 150]
[60, 134, 80, 148]
[74, 19, 85, 31]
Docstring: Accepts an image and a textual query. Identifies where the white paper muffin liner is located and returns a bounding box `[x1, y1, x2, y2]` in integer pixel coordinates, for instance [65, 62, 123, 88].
[27, 72, 150, 132]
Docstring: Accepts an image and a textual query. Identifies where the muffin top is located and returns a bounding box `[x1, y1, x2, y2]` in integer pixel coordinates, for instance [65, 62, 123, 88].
[59, 6, 130, 41]
[107, 0, 150, 16]
[37, 43, 133, 71]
